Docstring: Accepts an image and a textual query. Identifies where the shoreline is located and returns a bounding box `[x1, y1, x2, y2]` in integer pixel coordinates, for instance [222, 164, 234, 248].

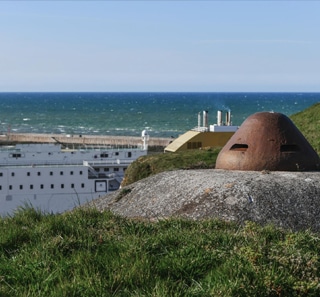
[0, 132, 171, 150]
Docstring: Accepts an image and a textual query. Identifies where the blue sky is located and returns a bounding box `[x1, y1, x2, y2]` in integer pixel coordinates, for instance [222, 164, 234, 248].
[0, 1, 319, 92]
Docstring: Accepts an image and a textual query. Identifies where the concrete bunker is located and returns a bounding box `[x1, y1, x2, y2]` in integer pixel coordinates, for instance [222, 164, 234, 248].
[215, 111, 320, 171]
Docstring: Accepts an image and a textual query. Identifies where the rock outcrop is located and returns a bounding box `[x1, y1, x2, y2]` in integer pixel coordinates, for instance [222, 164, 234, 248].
[88, 169, 320, 233]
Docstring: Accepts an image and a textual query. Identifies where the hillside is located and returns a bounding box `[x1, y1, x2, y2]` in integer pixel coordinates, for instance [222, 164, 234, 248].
[122, 148, 220, 186]
[3, 208, 320, 296]
[290, 102, 320, 153]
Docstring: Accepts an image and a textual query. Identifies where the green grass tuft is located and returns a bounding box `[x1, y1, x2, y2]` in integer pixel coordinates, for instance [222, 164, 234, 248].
[1, 209, 320, 296]
[122, 148, 219, 186]
[290, 102, 320, 154]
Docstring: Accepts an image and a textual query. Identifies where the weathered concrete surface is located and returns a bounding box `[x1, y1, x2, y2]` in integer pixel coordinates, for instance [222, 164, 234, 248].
[89, 169, 320, 233]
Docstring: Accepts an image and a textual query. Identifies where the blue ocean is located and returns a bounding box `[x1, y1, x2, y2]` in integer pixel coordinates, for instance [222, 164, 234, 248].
[0, 92, 319, 138]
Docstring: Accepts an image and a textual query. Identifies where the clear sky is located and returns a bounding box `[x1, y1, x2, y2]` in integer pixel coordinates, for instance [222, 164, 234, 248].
[0, 1, 319, 92]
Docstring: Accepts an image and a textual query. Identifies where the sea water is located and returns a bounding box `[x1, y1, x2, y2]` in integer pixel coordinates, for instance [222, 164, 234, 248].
[0, 92, 318, 138]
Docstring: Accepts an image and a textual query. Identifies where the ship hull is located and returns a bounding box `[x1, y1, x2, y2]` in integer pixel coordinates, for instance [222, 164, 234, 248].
[0, 143, 147, 216]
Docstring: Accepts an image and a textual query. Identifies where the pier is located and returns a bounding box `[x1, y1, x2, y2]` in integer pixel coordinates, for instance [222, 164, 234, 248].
[0, 133, 171, 150]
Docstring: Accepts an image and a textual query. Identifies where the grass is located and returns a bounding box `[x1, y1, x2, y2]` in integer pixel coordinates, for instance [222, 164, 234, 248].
[122, 148, 219, 186]
[290, 102, 320, 154]
[1, 207, 320, 296]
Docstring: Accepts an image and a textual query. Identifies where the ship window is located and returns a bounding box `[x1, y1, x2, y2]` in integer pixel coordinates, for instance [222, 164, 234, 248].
[0, 186, 2, 190]
[27, 172, 30, 176]
[9, 185, 12, 190]
[19, 185, 23, 190]
[81, 183, 85, 188]
[11, 153, 22, 158]
[114, 168, 119, 172]
[80, 171, 83, 175]
[51, 184, 54, 189]
[70, 171, 74, 175]
[101, 153, 108, 158]
[11, 172, 15, 177]
[61, 184, 64, 189]
[50, 171, 53, 176]
[30, 185, 33, 190]
[71, 183, 74, 188]
[60, 171, 64, 175]
[38, 172, 41, 176]
[0, 172, 2, 177]
[40, 184, 44, 189]
[115, 152, 119, 156]
[104, 168, 109, 172]
[127, 152, 132, 158]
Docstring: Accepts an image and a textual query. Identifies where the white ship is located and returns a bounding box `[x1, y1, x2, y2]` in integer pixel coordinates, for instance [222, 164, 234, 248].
[0, 131, 149, 216]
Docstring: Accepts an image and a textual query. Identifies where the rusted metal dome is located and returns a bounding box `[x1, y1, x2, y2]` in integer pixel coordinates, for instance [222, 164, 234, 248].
[215, 111, 320, 171]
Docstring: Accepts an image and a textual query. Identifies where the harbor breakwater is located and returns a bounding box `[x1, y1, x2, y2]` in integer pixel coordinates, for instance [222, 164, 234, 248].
[0, 133, 171, 150]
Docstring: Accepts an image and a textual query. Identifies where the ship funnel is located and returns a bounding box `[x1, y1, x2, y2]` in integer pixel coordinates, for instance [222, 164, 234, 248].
[198, 112, 201, 128]
[217, 110, 222, 126]
[225, 110, 231, 126]
[203, 111, 208, 128]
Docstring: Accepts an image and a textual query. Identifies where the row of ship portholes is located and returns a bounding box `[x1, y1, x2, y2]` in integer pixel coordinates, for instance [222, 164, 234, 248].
[0, 168, 125, 178]
[0, 171, 84, 177]
[1, 183, 86, 192]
